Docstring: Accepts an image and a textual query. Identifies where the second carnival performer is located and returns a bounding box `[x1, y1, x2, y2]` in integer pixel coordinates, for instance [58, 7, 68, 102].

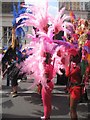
[66, 52, 84, 120]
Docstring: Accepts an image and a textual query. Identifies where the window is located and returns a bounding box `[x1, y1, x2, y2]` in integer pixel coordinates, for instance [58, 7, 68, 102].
[85, 2, 90, 11]
[2, 2, 18, 14]
[2, 27, 12, 46]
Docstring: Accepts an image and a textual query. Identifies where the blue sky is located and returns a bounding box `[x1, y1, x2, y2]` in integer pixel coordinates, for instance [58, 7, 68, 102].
[48, 0, 58, 6]
[24, 0, 58, 16]
[48, 0, 58, 16]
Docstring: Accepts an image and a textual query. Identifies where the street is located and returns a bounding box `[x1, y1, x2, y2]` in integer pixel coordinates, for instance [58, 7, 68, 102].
[1, 76, 90, 120]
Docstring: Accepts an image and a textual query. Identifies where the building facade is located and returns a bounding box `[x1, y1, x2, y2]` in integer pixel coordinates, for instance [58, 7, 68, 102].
[1, 0, 16, 47]
[0, 0, 90, 48]
[58, 0, 90, 20]
[0, 0, 25, 48]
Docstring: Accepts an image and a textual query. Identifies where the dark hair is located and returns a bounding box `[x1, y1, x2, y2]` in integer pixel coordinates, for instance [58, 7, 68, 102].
[70, 54, 80, 64]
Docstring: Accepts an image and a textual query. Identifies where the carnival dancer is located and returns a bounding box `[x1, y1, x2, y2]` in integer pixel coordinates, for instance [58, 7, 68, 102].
[82, 58, 90, 101]
[16, 1, 73, 119]
[2, 59, 20, 97]
[85, 59, 90, 83]
[41, 52, 54, 120]
[2, 27, 20, 97]
[66, 53, 83, 120]
[80, 49, 89, 102]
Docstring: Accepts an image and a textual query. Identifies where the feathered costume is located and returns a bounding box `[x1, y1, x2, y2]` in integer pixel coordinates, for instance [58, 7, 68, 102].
[16, 0, 73, 88]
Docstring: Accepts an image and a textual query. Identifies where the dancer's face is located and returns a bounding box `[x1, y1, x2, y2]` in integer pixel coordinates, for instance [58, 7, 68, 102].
[71, 62, 76, 68]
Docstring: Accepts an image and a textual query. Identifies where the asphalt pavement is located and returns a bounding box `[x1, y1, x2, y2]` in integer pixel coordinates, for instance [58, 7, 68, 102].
[0, 76, 90, 120]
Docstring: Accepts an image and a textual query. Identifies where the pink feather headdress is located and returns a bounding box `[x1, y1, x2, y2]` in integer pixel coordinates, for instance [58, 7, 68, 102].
[16, 0, 73, 88]
[51, 7, 73, 34]
[16, 1, 72, 36]
[16, 0, 50, 33]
